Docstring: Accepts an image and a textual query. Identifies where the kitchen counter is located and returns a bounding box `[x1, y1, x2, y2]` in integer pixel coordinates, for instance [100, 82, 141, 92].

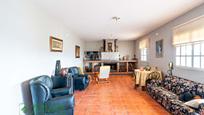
[83, 59, 138, 74]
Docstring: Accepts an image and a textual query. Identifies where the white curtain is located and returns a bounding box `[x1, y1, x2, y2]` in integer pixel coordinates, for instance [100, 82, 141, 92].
[139, 38, 149, 49]
[173, 16, 204, 45]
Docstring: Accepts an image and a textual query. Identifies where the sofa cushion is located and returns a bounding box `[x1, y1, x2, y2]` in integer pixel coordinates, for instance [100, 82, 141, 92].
[163, 76, 197, 96]
[154, 87, 178, 106]
[45, 95, 74, 113]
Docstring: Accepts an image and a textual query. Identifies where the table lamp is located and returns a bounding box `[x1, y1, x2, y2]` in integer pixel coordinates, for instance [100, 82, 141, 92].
[167, 62, 173, 76]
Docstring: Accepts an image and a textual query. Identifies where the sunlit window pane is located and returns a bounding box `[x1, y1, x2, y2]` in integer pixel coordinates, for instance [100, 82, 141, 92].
[201, 57, 204, 69]
[141, 50, 143, 55]
[176, 46, 180, 55]
[141, 48, 147, 61]
[144, 56, 147, 61]
[143, 48, 147, 55]
[194, 43, 200, 55]
[186, 56, 192, 67]
[176, 57, 180, 66]
[201, 42, 204, 55]
[186, 44, 192, 55]
[181, 57, 186, 66]
[181, 45, 186, 55]
[193, 56, 200, 68]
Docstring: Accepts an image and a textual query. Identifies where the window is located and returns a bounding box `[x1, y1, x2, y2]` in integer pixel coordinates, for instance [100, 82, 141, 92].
[176, 41, 204, 69]
[140, 48, 147, 61]
[173, 16, 204, 70]
[139, 38, 149, 62]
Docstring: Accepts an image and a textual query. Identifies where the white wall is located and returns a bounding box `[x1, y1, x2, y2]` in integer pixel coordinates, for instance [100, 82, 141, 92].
[85, 40, 136, 59]
[0, 0, 84, 114]
[135, 4, 204, 83]
[85, 41, 103, 51]
[117, 41, 136, 59]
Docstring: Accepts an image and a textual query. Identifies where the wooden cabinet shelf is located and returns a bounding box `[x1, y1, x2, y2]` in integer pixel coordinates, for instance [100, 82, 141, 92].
[83, 60, 137, 74]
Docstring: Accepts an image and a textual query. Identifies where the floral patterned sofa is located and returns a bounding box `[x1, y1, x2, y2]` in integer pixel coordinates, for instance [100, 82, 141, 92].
[146, 75, 204, 115]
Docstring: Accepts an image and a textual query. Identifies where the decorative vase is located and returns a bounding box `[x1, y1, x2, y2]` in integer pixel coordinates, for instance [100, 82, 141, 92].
[55, 60, 61, 76]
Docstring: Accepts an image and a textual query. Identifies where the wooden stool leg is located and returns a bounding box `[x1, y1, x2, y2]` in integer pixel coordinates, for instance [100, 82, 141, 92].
[142, 86, 146, 91]
[135, 84, 139, 89]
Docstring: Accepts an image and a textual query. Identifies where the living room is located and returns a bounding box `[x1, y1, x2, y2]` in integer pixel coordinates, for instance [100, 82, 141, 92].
[1, 0, 204, 115]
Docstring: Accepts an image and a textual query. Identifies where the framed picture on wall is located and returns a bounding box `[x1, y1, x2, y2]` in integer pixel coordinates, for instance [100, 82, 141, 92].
[156, 39, 163, 58]
[107, 42, 113, 52]
[75, 45, 80, 58]
[50, 36, 63, 52]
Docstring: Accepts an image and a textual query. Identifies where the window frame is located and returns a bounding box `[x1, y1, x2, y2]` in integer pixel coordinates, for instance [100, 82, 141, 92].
[140, 48, 147, 62]
[175, 41, 204, 70]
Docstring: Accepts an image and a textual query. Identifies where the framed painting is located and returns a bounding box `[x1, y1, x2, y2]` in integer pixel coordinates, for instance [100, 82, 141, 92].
[50, 36, 63, 52]
[107, 42, 113, 52]
[75, 45, 80, 58]
[156, 39, 163, 58]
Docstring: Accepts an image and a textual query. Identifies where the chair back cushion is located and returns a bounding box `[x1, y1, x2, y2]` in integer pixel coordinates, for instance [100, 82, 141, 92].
[33, 75, 53, 89]
[68, 67, 80, 76]
[29, 76, 52, 114]
[99, 66, 110, 79]
[51, 75, 67, 89]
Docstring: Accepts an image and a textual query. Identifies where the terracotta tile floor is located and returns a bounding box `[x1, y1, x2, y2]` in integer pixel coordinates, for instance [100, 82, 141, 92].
[74, 75, 170, 115]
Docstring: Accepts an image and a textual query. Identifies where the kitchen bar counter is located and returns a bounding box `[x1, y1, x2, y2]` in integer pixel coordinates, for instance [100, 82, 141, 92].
[84, 60, 137, 63]
[83, 59, 138, 74]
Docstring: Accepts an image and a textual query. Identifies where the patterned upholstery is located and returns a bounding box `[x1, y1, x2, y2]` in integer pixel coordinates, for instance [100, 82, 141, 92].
[146, 71, 161, 80]
[146, 76, 204, 115]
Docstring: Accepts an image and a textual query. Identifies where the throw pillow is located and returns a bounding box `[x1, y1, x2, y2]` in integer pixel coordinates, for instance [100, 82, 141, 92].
[179, 92, 193, 102]
[184, 99, 204, 109]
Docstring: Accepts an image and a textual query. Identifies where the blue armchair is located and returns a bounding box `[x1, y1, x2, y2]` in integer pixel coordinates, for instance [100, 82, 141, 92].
[51, 74, 73, 97]
[29, 75, 74, 115]
[68, 67, 89, 90]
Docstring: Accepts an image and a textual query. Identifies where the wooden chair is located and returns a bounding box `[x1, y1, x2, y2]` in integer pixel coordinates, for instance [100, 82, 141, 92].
[145, 71, 161, 89]
[147, 71, 160, 80]
[97, 66, 110, 83]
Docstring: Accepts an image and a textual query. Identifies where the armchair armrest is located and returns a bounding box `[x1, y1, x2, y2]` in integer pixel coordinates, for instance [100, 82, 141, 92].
[51, 87, 73, 97]
[45, 95, 74, 113]
[168, 99, 195, 115]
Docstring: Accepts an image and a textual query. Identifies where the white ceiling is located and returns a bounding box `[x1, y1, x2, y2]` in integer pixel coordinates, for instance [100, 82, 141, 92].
[32, 0, 204, 41]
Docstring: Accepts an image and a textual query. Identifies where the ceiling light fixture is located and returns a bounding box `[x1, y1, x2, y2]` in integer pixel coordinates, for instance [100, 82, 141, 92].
[112, 16, 120, 22]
